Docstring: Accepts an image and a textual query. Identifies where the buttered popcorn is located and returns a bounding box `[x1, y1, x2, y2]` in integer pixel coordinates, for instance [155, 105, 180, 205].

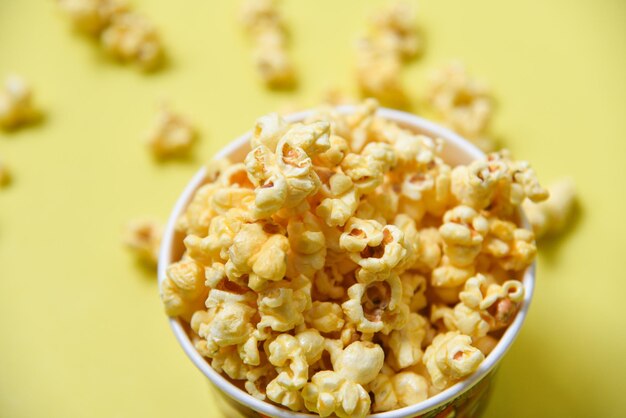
[58, 0, 163, 70]
[0, 75, 40, 130]
[145, 103, 197, 159]
[162, 101, 544, 416]
[240, 0, 295, 88]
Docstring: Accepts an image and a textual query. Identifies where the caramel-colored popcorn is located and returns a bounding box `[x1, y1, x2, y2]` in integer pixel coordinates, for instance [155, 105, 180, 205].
[522, 178, 576, 239]
[123, 218, 162, 266]
[145, 103, 197, 159]
[0, 75, 39, 130]
[162, 101, 541, 415]
[423, 331, 484, 390]
[240, 0, 295, 88]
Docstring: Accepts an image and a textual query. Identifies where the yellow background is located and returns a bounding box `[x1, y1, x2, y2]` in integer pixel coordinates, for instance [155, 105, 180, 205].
[1, 0, 625, 417]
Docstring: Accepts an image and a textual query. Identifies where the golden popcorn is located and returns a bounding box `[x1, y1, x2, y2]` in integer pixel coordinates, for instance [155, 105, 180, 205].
[355, 2, 421, 107]
[522, 178, 577, 239]
[123, 218, 162, 266]
[423, 331, 485, 391]
[163, 101, 542, 415]
[0, 74, 39, 130]
[58, 0, 163, 70]
[145, 103, 197, 159]
[425, 62, 494, 151]
[240, 0, 295, 88]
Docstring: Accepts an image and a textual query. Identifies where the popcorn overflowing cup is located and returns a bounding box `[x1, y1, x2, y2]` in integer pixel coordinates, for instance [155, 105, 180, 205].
[158, 103, 539, 418]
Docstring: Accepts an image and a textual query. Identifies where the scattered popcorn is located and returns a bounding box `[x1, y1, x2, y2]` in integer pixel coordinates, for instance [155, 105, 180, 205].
[240, 0, 295, 88]
[162, 101, 543, 415]
[522, 178, 577, 239]
[145, 103, 197, 159]
[425, 62, 494, 151]
[356, 2, 422, 108]
[58, 0, 163, 71]
[123, 218, 162, 267]
[0, 75, 39, 130]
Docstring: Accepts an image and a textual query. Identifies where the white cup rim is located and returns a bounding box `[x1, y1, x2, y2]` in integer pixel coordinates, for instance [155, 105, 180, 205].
[158, 106, 536, 418]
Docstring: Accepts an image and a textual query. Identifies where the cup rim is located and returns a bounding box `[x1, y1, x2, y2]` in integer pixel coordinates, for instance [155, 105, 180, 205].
[158, 106, 536, 418]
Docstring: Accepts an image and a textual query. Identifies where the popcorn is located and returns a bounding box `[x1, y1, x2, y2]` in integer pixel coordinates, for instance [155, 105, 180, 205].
[522, 178, 577, 239]
[305, 301, 345, 333]
[240, 0, 295, 88]
[0, 75, 39, 130]
[302, 370, 371, 418]
[355, 3, 421, 107]
[425, 62, 494, 151]
[58, 0, 163, 70]
[370, 371, 428, 412]
[439, 205, 489, 267]
[123, 218, 162, 266]
[162, 101, 542, 414]
[423, 331, 484, 390]
[145, 103, 197, 159]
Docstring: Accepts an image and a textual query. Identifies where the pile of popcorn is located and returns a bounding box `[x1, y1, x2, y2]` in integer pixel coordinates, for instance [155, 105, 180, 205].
[160, 100, 547, 417]
[356, 2, 422, 108]
[240, 0, 295, 88]
[58, 0, 163, 70]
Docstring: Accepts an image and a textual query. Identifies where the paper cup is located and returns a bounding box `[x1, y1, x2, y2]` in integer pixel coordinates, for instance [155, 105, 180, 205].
[158, 106, 536, 418]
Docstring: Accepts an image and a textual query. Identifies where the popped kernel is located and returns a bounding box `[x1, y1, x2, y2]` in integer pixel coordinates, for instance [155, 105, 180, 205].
[425, 62, 494, 151]
[58, 0, 127, 35]
[162, 101, 542, 415]
[370, 371, 428, 412]
[423, 331, 484, 390]
[100, 11, 163, 70]
[305, 301, 345, 333]
[145, 103, 197, 159]
[522, 178, 576, 239]
[302, 370, 371, 418]
[0, 74, 39, 130]
[123, 218, 162, 266]
[240, 0, 295, 88]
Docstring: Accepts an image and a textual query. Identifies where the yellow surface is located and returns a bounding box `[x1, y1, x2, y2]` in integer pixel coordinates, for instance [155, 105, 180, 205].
[1, 0, 625, 417]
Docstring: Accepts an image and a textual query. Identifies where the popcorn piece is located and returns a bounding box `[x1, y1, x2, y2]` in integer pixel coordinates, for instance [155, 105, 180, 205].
[305, 301, 345, 333]
[383, 312, 429, 369]
[123, 218, 162, 266]
[425, 62, 494, 151]
[145, 103, 197, 159]
[240, 0, 295, 88]
[431, 256, 475, 288]
[370, 371, 428, 412]
[313, 265, 349, 301]
[400, 272, 428, 311]
[413, 227, 442, 273]
[329, 340, 385, 385]
[439, 205, 488, 267]
[0, 75, 39, 130]
[210, 345, 249, 380]
[161, 259, 208, 319]
[342, 275, 407, 334]
[225, 222, 289, 290]
[302, 370, 371, 418]
[286, 212, 326, 279]
[522, 178, 577, 239]
[257, 275, 311, 332]
[483, 218, 537, 272]
[423, 331, 484, 390]
[245, 362, 277, 400]
[451, 159, 506, 210]
[316, 173, 359, 227]
[101, 11, 163, 70]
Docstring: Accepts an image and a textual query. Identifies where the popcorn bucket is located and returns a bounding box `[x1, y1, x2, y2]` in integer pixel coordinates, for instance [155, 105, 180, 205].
[158, 107, 536, 418]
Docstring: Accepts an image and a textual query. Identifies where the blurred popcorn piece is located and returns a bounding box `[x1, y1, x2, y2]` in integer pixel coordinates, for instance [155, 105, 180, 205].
[356, 2, 422, 108]
[101, 11, 163, 70]
[145, 103, 197, 159]
[123, 218, 163, 266]
[240, 0, 295, 88]
[425, 62, 494, 151]
[0, 75, 40, 130]
[522, 178, 577, 239]
[58, 0, 163, 71]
